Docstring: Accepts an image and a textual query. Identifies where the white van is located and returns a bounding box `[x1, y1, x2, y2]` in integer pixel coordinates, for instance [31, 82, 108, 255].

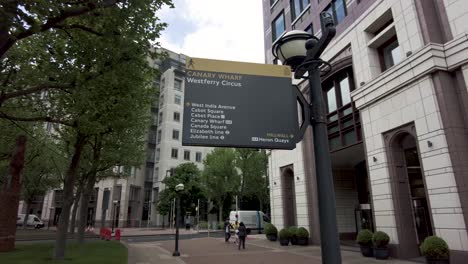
[17, 214, 45, 229]
[229, 211, 270, 234]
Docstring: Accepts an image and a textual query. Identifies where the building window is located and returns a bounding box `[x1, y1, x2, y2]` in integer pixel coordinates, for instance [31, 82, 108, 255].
[158, 112, 163, 124]
[157, 130, 162, 144]
[173, 112, 180, 122]
[324, 0, 347, 25]
[171, 148, 178, 159]
[156, 148, 160, 162]
[272, 11, 285, 42]
[305, 23, 313, 35]
[160, 78, 165, 90]
[323, 67, 361, 151]
[159, 94, 164, 107]
[378, 37, 402, 71]
[291, 0, 310, 21]
[174, 79, 182, 91]
[174, 94, 182, 105]
[154, 167, 159, 182]
[195, 152, 202, 162]
[184, 150, 190, 161]
[172, 129, 179, 140]
[327, 87, 337, 112]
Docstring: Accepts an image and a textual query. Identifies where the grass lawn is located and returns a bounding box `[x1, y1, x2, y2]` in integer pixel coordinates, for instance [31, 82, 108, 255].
[0, 240, 127, 264]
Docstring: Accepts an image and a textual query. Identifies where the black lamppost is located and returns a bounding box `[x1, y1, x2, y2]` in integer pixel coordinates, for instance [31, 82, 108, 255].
[173, 183, 184, 257]
[111, 200, 119, 233]
[272, 13, 341, 264]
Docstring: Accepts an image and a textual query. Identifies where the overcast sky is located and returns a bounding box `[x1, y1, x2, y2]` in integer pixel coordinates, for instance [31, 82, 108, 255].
[157, 0, 265, 63]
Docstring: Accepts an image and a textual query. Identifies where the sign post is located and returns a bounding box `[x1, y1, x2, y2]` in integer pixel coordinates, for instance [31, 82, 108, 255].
[182, 57, 307, 150]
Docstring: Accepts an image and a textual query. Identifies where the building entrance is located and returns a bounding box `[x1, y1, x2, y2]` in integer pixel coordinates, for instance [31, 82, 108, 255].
[386, 127, 434, 258]
[404, 147, 433, 245]
[281, 166, 297, 227]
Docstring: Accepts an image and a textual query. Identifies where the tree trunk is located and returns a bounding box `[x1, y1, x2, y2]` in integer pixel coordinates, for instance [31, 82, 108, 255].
[218, 203, 223, 224]
[23, 201, 31, 229]
[77, 175, 96, 244]
[0, 135, 26, 252]
[78, 135, 102, 244]
[69, 188, 82, 234]
[53, 133, 86, 260]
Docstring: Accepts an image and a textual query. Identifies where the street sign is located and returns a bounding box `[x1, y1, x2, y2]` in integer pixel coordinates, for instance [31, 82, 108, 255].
[182, 57, 306, 149]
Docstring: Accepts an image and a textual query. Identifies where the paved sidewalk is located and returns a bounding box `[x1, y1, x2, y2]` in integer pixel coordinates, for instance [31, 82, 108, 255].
[94, 227, 221, 237]
[125, 236, 421, 264]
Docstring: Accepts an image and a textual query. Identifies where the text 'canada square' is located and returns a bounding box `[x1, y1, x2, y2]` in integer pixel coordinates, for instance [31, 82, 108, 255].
[182, 57, 308, 150]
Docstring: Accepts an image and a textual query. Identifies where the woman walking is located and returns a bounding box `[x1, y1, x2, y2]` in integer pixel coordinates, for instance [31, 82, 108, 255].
[237, 222, 247, 250]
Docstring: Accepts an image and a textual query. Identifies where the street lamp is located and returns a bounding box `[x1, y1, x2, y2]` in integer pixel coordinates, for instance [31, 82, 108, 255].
[173, 183, 184, 257]
[48, 207, 54, 230]
[272, 12, 341, 264]
[111, 200, 119, 233]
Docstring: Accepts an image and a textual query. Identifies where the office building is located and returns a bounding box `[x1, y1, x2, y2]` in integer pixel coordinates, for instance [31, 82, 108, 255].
[263, 0, 468, 260]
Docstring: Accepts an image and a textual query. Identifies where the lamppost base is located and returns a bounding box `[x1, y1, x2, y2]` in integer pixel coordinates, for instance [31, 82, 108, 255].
[172, 251, 180, 257]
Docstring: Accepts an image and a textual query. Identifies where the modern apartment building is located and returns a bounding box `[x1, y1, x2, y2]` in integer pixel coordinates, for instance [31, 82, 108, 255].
[149, 49, 213, 226]
[263, 0, 468, 261]
[20, 48, 212, 229]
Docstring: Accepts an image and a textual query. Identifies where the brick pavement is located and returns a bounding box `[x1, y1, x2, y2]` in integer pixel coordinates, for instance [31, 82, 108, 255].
[125, 236, 422, 264]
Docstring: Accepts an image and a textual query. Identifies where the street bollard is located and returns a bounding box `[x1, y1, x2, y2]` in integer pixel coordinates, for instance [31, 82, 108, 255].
[106, 229, 111, 241]
[115, 229, 121, 241]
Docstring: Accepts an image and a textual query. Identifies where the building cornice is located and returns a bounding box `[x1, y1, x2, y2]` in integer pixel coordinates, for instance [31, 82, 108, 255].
[352, 34, 468, 109]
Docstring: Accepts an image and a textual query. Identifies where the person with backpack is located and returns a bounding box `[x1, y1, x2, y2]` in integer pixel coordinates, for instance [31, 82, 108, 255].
[237, 222, 247, 250]
[224, 218, 231, 242]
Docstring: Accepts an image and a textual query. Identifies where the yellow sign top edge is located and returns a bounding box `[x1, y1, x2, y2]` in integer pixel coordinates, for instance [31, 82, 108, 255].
[185, 57, 291, 78]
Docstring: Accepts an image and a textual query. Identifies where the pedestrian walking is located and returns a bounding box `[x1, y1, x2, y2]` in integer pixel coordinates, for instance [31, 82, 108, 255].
[224, 218, 231, 242]
[237, 222, 247, 250]
[232, 220, 239, 245]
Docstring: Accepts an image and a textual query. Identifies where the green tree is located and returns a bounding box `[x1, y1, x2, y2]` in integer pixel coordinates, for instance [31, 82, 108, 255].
[20, 129, 63, 228]
[1, 1, 172, 259]
[202, 148, 239, 222]
[235, 149, 269, 211]
[156, 163, 204, 225]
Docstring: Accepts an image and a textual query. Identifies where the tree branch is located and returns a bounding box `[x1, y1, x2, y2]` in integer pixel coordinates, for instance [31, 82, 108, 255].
[0, 82, 73, 107]
[53, 24, 104, 37]
[0, 0, 120, 58]
[0, 111, 75, 127]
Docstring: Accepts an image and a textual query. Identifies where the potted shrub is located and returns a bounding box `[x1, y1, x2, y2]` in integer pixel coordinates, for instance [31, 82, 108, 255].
[420, 236, 450, 264]
[296, 227, 309, 246]
[264, 223, 278, 241]
[356, 229, 374, 257]
[288, 226, 299, 245]
[279, 228, 290, 246]
[372, 231, 390, 260]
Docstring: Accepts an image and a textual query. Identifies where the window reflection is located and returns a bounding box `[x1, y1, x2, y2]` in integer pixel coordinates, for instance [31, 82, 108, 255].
[327, 87, 337, 112]
[340, 77, 351, 105]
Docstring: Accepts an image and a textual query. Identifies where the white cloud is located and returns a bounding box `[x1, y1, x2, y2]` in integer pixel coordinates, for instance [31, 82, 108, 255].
[158, 0, 265, 63]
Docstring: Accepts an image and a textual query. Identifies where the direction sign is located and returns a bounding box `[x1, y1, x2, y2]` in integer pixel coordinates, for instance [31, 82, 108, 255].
[182, 57, 305, 149]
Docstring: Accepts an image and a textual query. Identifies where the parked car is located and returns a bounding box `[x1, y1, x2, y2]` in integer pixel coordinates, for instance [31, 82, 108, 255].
[229, 211, 270, 234]
[17, 214, 45, 229]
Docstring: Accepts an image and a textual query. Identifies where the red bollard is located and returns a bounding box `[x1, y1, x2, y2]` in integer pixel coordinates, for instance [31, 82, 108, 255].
[106, 229, 111, 241]
[115, 229, 121, 241]
[100, 228, 104, 240]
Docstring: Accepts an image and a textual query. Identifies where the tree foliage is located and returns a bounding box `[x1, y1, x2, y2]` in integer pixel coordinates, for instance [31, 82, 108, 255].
[201, 148, 239, 222]
[235, 149, 268, 205]
[1, 0, 173, 259]
[157, 163, 204, 218]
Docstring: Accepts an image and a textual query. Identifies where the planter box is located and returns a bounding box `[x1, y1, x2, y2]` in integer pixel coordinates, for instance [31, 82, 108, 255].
[290, 236, 298, 245]
[426, 257, 449, 264]
[279, 239, 289, 246]
[359, 245, 373, 257]
[297, 238, 308, 246]
[266, 234, 277, 241]
[374, 247, 389, 260]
